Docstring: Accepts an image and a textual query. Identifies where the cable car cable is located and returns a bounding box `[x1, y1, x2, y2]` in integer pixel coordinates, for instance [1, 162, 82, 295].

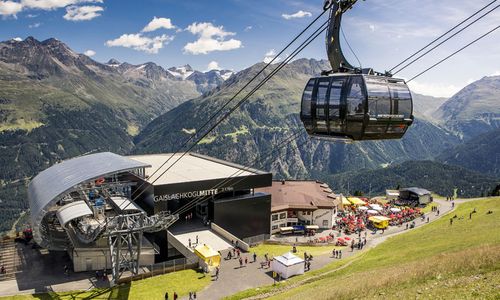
[392, 3, 499, 76]
[172, 130, 307, 217]
[135, 21, 331, 215]
[389, 0, 498, 73]
[341, 24, 362, 69]
[118, 13, 331, 213]
[407, 24, 500, 83]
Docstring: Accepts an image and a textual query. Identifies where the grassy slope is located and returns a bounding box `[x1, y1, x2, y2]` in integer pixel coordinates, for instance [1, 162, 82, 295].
[227, 197, 500, 299]
[2, 269, 210, 300]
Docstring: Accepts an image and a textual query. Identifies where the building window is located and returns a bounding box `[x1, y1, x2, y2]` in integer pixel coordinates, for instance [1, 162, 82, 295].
[280, 223, 287, 227]
[272, 214, 278, 221]
[280, 212, 286, 219]
[272, 225, 279, 230]
[323, 220, 329, 227]
[306, 211, 311, 215]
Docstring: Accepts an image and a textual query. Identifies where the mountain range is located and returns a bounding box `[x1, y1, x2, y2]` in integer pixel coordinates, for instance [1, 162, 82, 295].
[0, 36, 498, 232]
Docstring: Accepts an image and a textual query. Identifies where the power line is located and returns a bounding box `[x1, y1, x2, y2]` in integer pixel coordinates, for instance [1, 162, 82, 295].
[393, 3, 499, 75]
[407, 25, 500, 83]
[389, 0, 498, 73]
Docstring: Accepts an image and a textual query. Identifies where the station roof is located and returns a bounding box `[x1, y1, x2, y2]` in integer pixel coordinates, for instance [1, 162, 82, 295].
[256, 180, 339, 212]
[28, 152, 150, 248]
[128, 153, 260, 186]
[400, 187, 431, 196]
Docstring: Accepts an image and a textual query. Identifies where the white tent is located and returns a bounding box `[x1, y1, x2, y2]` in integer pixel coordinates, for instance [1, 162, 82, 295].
[390, 207, 402, 213]
[358, 206, 369, 211]
[369, 204, 383, 211]
[271, 252, 305, 279]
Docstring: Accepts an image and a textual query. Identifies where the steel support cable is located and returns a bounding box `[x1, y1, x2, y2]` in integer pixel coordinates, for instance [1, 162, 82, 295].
[172, 130, 305, 217]
[117, 10, 331, 213]
[137, 21, 331, 212]
[389, 0, 498, 73]
[407, 24, 500, 83]
[393, 3, 499, 76]
[341, 24, 362, 69]
[171, 24, 332, 216]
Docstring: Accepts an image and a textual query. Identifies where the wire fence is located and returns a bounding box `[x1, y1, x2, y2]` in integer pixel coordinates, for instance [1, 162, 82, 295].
[117, 257, 199, 284]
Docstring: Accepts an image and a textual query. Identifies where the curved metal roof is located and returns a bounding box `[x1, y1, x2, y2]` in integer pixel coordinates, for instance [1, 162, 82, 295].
[28, 152, 150, 248]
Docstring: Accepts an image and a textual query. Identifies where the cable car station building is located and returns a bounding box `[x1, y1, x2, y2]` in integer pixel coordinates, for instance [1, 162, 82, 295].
[28, 152, 272, 273]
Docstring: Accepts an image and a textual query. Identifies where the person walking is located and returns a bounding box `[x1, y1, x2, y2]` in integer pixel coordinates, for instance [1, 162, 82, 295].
[253, 252, 257, 263]
[196, 235, 199, 244]
[450, 218, 453, 225]
[245, 257, 248, 265]
[239, 257, 243, 268]
[215, 266, 219, 280]
[188, 238, 191, 248]
[188, 292, 192, 300]
[339, 250, 342, 259]
[173, 292, 178, 300]
[469, 212, 472, 219]
[427, 217, 430, 223]
[165, 291, 169, 300]
[193, 292, 197, 299]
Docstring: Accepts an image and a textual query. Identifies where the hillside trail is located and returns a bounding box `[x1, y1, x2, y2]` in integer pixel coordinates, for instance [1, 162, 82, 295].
[194, 197, 489, 300]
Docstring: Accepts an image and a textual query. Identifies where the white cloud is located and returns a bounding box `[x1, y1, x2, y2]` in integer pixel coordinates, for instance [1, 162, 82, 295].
[28, 22, 41, 28]
[207, 61, 220, 71]
[21, 0, 102, 10]
[263, 49, 281, 64]
[244, 25, 252, 32]
[142, 16, 175, 32]
[63, 5, 102, 21]
[0, 1, 23, 16]
[84, 49, 95, 56]
[369, 24, 375, 32]
[282, 10, 312, 20]
[408, 81, 462, 98]
[105, 33, 174, 54]
[12, 37, 23, 41]
[183, 22, 242, 55]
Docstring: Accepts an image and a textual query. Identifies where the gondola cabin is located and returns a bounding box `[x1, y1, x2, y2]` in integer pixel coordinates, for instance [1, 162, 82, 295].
[300, 74, 414, 141]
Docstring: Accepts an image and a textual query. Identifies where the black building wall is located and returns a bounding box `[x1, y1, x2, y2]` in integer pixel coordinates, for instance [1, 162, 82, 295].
[213, 193, 271, 239]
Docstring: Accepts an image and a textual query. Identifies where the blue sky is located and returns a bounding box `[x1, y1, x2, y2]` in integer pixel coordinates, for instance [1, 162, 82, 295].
[1, 0, 499, 97]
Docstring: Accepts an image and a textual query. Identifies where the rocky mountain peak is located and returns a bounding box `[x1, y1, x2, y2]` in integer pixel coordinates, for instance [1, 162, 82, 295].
[107, 58, 121, 65]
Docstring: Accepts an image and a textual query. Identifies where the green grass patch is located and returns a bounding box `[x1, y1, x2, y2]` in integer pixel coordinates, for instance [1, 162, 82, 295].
[229, 197, 500, 299]
[2, 269, 210, 300]
[199, 135, 217, 145]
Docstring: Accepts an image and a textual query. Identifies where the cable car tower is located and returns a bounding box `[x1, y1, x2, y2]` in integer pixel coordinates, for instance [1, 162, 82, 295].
[300, 0, 414, 141]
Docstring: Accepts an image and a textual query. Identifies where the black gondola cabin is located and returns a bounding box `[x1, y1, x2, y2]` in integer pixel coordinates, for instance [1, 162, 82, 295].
[300, 74, 414, 141]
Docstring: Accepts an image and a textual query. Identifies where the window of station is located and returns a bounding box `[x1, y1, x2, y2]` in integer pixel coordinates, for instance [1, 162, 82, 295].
[272, 214, 279, 221]
[279, 212, 287, 219]
[346, 77, 365, 115]
[272, 225, 279, 230]
[301, 79, 315, 117]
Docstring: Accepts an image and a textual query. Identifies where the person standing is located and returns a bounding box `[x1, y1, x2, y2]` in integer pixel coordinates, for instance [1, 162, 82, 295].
[339, 250, 342, 259]
[188, 238, 191, 248]
[245, 257, 248, 265]
[165, 291, 169, 300]
[215, 266, 219, 280]
[450, 218, 453, 225]
[253, 252, 257, 262]
[239, 257, 243, 268]
[196, 235, 199, 244]
[173, 292, 178, 300]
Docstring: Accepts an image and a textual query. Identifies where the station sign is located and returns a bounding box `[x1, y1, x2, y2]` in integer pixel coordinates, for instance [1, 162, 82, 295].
[153, 187, 234, 202]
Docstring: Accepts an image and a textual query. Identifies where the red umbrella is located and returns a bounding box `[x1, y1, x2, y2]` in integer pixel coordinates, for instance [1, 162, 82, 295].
[345, 237, 351, 240]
